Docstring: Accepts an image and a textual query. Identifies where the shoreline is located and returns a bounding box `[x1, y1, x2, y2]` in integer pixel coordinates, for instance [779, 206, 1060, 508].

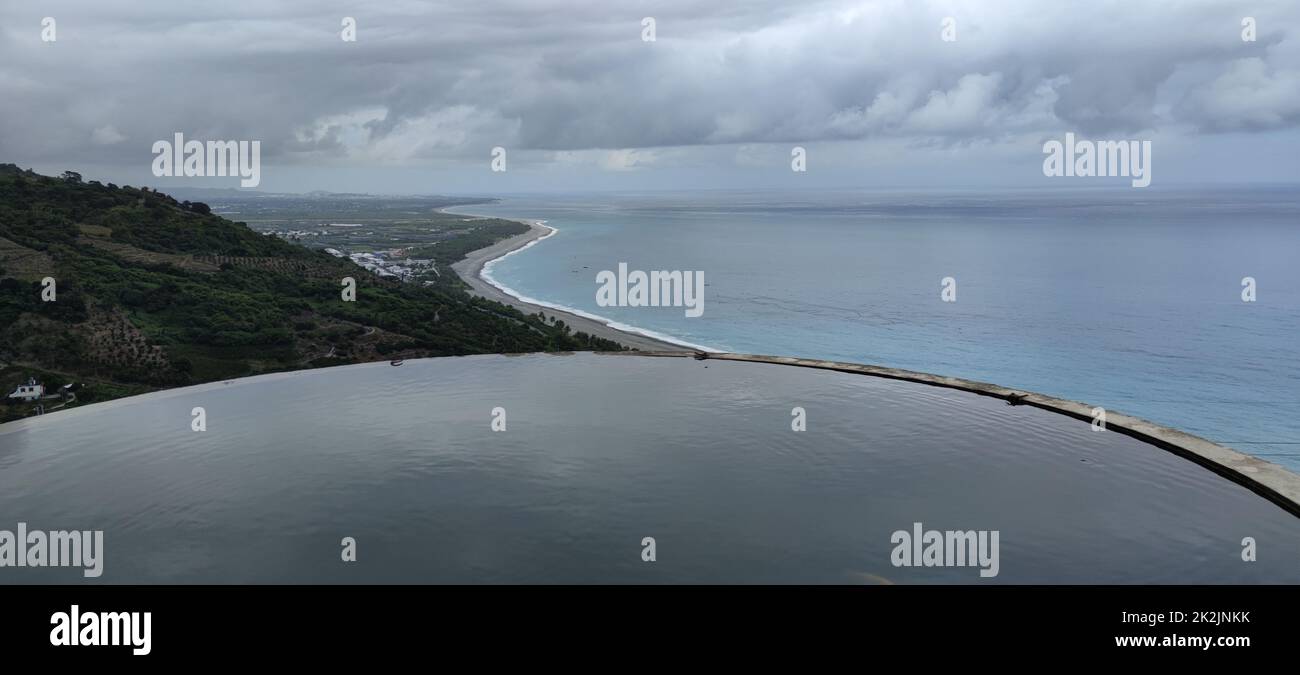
[443, 208, 703, 352]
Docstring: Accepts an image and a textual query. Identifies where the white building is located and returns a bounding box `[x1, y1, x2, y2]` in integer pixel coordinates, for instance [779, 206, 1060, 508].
[7, 378, 44, 401]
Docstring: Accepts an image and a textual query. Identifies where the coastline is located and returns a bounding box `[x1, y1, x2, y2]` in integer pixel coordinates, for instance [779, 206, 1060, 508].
[445, 210, 691, 352]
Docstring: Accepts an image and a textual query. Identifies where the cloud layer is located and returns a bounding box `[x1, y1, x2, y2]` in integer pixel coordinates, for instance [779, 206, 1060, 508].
[1, 0, 1296, 189]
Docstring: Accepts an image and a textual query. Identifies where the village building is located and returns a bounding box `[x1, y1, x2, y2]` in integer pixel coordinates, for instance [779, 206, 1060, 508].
[7, 377, 45, 401]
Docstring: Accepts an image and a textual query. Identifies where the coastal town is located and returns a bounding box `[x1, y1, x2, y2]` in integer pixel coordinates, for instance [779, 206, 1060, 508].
[250, 220, 442, 281]
[321, 247, 438, 283]
[180, 193, 515, 286]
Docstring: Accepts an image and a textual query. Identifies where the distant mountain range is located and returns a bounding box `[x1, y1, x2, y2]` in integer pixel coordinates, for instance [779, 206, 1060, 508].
[0, 164, 621, 423]
[159, 186, 491, 204]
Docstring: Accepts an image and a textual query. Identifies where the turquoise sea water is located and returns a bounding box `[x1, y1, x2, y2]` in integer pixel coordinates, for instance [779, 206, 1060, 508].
[452, 187, 1300, 470]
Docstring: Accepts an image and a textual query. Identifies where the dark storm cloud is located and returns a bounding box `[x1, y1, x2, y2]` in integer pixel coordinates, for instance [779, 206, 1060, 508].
[0, 0, 1296, 172]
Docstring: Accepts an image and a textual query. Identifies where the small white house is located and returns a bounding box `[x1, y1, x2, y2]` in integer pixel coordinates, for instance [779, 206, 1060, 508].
[7, 378, 44, 401]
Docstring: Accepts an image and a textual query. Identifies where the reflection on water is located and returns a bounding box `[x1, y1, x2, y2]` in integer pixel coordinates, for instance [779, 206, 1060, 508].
[1, 353, 1297, 583]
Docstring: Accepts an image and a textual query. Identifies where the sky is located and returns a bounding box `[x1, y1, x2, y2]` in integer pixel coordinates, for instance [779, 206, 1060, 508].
[1, 0, 1298, 193]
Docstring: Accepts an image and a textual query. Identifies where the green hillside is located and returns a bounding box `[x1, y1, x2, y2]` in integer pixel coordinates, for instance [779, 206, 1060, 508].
[0, 164, 623, 423]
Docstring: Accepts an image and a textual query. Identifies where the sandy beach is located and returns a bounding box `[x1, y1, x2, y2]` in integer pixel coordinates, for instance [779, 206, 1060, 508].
[450, 218, 684, 352]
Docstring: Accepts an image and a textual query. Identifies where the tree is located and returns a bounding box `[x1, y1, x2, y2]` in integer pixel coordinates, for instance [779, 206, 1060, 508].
[60, 171, 82, 184]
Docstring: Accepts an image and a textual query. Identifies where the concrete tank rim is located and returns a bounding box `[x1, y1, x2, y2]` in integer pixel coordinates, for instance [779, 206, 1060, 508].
[614, 349, 1300, 519]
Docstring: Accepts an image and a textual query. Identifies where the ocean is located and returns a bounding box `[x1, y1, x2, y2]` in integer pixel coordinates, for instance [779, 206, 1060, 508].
[451, 186, 1300, 471]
